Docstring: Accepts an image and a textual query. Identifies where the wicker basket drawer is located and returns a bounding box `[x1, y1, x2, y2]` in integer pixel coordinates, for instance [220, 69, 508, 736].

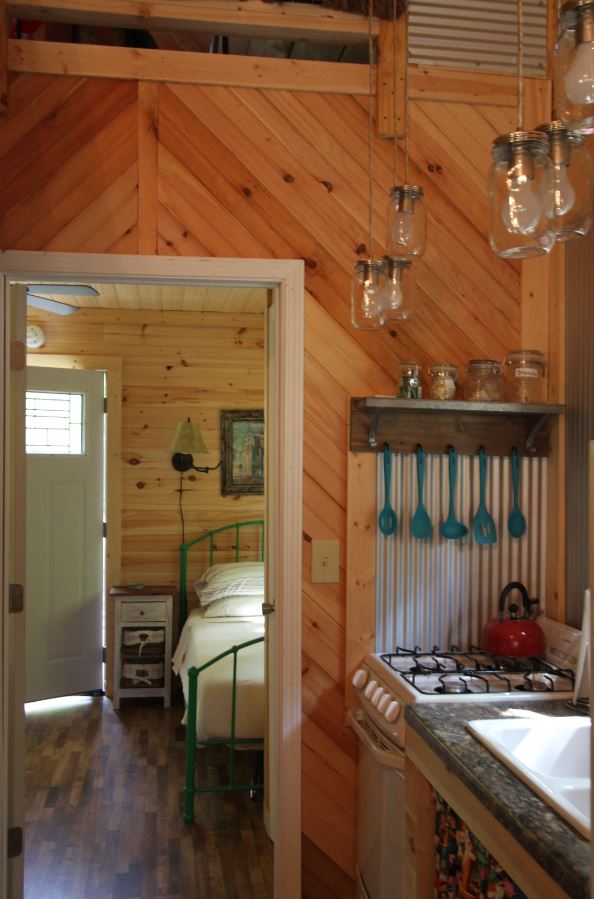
[121, 627, 165, 658]
[120, 600, 167, 622]
[121, 659, 164, 688]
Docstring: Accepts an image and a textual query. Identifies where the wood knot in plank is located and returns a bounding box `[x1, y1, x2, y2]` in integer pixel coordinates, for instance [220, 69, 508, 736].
[136, 481, 145, 489]
[129, 458, 140, 466]
[283, 173, 294, 183]
[318, 179, 333, 192]
[242, 186, 252, 197]
[355, 243, 367, 255]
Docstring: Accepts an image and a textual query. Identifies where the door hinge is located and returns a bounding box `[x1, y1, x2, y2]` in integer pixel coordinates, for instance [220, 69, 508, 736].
[102, 646, 107, 663]
[261, 601, 275, 616]
[102, 521, 107, 539]
[10, 340, 26, 371]
[8, 583, 24, 614]
[104, 396, 108, 413]
[7, 826, 23, 859]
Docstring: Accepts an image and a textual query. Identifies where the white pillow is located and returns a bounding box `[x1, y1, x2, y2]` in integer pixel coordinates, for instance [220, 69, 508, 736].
[203, 596, 263, 618]
[194, 561, 264, 605]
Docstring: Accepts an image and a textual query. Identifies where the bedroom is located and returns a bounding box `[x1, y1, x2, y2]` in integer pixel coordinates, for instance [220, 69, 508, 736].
[23, 280, 272, 897]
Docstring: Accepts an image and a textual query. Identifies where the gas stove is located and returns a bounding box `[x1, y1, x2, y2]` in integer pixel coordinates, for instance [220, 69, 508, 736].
[352, 646, 576, 750]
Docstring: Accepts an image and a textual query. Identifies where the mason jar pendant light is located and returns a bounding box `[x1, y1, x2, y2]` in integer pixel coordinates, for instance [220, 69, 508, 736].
[535, 119, 593, 240]
[488, 0, 556, 258]
[386, 0, 426, 259]
[554, 0, 594, 134]
[351, 0, 387, 330]
[384, 256, 415, 322]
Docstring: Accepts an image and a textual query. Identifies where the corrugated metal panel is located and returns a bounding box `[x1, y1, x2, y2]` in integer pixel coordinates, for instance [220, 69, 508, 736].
[376, 451, 547, 651]
[409, 0, 548, 76]
[565, 228, 594, 628]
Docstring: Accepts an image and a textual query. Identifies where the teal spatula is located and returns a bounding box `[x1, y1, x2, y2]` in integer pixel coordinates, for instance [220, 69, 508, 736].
[472, 446, 497, 544]
[411, 444, 433, 539]
[440, 446, 468, 540]
[378, 444, 397, 536]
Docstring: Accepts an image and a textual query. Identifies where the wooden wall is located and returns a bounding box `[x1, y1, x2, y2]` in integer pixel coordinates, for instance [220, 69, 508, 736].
[26, 306, 266, 585]
[0, 67, 552, 896]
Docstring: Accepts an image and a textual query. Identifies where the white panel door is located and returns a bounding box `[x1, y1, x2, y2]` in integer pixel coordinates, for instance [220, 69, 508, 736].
[25, 367, 104, 702]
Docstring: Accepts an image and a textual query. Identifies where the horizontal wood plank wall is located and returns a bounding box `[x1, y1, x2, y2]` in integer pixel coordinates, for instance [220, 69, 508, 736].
[0, 70, 535, 897]
[27, 307, 265, 588]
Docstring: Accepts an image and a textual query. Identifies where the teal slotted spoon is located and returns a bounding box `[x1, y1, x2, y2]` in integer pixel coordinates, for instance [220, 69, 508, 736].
[440, 446, 468, 540]
[508, 447, 527, 538]
[378, 444, 397, 536]
[472, 446, 497, 544]
[411, 444, 433, 539]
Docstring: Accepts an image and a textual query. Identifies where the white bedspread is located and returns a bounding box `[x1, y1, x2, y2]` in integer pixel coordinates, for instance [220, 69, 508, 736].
[172, 609, 266, 742]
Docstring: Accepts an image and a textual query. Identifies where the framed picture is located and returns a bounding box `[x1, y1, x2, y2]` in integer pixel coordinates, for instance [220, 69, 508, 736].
[220, 410, 264, 496]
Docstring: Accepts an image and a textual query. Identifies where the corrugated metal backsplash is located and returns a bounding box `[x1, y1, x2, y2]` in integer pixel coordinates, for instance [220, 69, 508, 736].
[376, 451, 547, 651]
[409, 0, 548, 76]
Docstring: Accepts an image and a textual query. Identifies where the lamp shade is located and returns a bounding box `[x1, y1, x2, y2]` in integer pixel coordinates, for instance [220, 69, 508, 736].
[169, 419, 208, 456]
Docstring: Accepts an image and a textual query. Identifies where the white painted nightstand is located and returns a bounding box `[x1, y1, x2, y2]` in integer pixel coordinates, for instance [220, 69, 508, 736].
[110, 585, 174, 710]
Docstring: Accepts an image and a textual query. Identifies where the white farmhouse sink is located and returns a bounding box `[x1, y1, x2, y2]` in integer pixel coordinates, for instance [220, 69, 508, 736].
[467, 716, 591, 839]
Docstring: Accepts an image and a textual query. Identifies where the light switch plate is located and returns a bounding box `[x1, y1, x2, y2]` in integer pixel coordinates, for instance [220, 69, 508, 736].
[311, 539, 340, 584]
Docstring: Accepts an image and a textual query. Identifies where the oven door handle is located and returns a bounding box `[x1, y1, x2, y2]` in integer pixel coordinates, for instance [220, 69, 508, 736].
[348, 709, 405, 770]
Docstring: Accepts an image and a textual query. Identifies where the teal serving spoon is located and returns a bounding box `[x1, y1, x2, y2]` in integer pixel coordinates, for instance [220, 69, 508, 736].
[472, 446, 497, 544]
[440, 446, 468, 540]
[378, 444, 397, 536]
[508, 447, 527, 538]
[411, 444, 433, 539]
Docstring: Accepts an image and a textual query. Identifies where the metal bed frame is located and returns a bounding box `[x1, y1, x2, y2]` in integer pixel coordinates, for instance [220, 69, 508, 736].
[178, 520, 265, 823]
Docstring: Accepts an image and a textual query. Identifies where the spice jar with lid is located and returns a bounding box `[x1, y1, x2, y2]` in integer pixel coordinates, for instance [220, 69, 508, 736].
[428, 363, 458, 400]
[503, 350, 546, 403]
[397, 362, 422, 398]
[463, 360, 503, 402]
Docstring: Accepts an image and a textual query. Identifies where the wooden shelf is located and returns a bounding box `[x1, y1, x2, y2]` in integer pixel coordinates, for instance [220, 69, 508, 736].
[350, 397, 565, 457]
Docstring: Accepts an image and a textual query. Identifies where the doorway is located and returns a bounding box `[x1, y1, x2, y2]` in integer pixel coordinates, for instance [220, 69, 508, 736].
[0, 252, 304, 899]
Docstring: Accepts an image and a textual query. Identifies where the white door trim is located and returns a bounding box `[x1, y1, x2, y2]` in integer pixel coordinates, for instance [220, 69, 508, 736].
[0, 251, 304, 899]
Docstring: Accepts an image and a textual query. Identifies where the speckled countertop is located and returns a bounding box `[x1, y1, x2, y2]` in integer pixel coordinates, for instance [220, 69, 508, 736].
[405, 701, 591, 899]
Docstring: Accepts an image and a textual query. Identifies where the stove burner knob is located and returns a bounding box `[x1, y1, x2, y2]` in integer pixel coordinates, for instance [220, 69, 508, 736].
[377, 692, 391, 714]
[364, 679, 378, 700]
[371, 686, 385, 707]
[384, 700, 401, 723]
[352, 668, 368, 690]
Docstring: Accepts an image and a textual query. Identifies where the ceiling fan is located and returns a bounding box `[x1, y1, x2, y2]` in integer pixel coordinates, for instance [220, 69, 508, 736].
[26, 283, 99, 316]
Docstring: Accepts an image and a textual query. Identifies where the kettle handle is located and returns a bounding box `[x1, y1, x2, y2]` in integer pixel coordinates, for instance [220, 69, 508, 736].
[498, 581, 530, 616]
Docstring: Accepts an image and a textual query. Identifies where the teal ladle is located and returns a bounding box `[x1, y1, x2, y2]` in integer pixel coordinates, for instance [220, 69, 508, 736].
[508, 447, 527, 538]
[439, 446, 468, 540]
[411, 444, 433, 539]
[378, 444, 397, 536]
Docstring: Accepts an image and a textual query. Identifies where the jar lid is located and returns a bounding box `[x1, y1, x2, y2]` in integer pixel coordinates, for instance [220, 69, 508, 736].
[504, 349, 546, 365]
[491, 131, 550, 162]
[467, 359, 502, 373]
[398, 361, 421, 373]
[429, 363, 458, 375]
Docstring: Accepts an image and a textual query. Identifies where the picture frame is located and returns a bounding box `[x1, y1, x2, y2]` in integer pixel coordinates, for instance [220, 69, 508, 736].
[220, 410, 264, 496]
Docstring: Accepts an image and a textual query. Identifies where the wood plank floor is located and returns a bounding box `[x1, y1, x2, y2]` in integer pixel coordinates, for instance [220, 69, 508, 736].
[24, 697, 273, 899]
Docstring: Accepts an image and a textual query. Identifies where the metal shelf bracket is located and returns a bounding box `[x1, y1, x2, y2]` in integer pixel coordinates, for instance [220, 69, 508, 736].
[369, 408, 382, 448]
[526, 414, 549, 453]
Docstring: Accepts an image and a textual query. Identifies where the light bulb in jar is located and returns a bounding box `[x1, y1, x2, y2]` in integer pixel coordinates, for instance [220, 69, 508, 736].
[565, 40, 594, 104]
[552, 163, 576, 215]
[389, 211, 414, 250]
[361, 277, 386, 324]
[502, 173, 542, 234]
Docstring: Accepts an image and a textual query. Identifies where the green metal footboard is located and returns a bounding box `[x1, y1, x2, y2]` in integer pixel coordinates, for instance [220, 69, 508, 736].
[179, 519, 265, 626]
[182, 636, 265, 824]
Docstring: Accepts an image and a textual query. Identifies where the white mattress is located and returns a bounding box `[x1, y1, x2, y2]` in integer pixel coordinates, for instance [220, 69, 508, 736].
[172, 608, 266, 742]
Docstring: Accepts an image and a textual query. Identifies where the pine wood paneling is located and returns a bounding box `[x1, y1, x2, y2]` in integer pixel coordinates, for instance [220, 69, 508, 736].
[27, 307, 265, 586]
[0, 67, 538, 894]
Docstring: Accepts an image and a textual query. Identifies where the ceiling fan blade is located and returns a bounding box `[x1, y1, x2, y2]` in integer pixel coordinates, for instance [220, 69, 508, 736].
[26, 284, 99, 297]
[26, 295, 79, 316]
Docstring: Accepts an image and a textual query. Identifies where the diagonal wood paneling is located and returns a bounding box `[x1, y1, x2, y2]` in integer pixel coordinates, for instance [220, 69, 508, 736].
[0, 71, 525, 898]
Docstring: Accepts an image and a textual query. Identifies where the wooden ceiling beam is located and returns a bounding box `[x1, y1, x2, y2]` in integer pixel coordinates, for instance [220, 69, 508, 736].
[7, 0, 377, 44]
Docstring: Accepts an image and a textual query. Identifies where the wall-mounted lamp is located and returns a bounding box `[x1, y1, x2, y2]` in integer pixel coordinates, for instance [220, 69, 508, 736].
[169, 418, 221, 474]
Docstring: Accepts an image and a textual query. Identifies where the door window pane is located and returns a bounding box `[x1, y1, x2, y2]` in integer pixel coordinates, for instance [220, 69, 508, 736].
[26, 391, 84, 454]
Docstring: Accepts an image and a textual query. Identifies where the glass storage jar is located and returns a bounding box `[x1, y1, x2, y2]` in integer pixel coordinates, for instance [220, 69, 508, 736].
[503, 350, 546, 403]
[428, 364, 458, 400]
[397, 362, 422, 398]
[463, 360, 503, 402]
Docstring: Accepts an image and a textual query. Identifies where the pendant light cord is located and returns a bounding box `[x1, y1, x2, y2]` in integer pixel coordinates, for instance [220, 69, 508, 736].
[517, 0, 524, 130]
[367, 0, 374, 254]
[391, 0, 398, 186]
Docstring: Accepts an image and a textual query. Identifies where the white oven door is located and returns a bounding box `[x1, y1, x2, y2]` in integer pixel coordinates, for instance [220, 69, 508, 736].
[348, 709, 406, 899]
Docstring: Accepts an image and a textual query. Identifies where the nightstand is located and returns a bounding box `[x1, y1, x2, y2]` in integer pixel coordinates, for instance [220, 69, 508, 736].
[110, 585, 174, 710]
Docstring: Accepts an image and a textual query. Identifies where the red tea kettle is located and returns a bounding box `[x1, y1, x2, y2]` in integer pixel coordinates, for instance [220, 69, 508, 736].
[483, 581, 545, 658]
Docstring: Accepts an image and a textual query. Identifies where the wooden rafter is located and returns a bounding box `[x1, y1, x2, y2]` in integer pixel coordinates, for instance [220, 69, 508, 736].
[7, 0, 378, 43]
[0, 0, 7, 113]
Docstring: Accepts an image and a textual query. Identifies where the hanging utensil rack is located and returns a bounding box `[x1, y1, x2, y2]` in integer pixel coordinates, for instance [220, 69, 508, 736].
[350, 397, 564, 457]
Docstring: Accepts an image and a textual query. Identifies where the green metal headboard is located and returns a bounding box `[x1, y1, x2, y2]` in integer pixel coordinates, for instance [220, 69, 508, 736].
[179, 519, 265, 625]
